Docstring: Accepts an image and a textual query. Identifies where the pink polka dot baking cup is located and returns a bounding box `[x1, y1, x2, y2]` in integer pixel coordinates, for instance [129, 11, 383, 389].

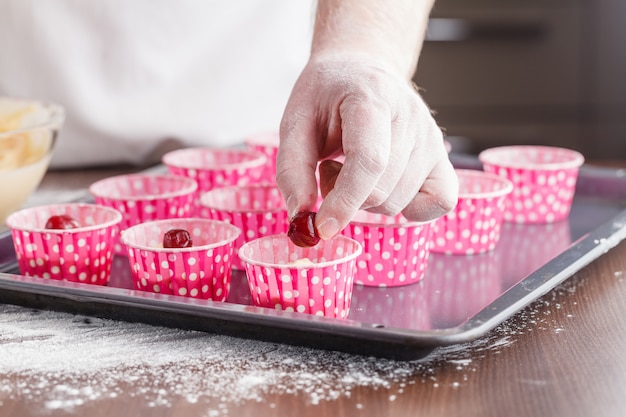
[341, 212, 434, 287]
[244, 131, 279, 184]
[479, 145, 584, 224]
[6, 203, 122, 285]
[238, 234, 362, 318]
[162, 147, 267, 194]
[198, 184, 289, 270]
[120, 218, 241, 300]
[89, 173, 197, 255]
[431, 169, 513, 255]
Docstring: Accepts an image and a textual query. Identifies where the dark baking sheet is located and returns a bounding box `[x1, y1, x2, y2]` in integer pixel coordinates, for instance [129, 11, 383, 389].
[1, 156, 626, 360]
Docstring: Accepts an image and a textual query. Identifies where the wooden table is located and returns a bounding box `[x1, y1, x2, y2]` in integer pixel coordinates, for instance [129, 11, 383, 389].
[1, 166, 625, 417]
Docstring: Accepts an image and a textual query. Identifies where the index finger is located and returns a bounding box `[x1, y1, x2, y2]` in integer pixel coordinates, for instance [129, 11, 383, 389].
[275, 111, 321, 219]
[316, 96, 391, 239]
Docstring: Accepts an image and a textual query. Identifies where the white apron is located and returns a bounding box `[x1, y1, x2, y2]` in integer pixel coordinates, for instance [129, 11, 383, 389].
[0, 0, 314, 167]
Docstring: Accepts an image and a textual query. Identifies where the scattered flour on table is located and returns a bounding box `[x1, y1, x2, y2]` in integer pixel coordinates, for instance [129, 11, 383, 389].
[0, 273, 593, 414]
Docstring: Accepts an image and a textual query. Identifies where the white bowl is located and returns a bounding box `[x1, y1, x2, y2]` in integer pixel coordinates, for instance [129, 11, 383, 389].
[0, 97, 65, 223]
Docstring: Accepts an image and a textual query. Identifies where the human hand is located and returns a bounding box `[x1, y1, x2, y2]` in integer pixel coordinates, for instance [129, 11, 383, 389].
[276, 55, 458, 240]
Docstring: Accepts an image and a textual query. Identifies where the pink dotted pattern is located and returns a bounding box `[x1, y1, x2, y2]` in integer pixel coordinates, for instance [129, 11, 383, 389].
[431, 169, 513, 255]
[163, 147, 267, 196]
[121, 218, 240, 301]
[6, 203, 122, 285]
[479, 145, 584, 224]
[238, 235, 362, 318]
[244, 131, 279, 184]
[199, 185, 289, 270]
[89, 174, 197, 255]
[341, 212, 434, 287]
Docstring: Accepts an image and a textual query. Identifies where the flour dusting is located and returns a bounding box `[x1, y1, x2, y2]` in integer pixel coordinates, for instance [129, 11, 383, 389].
[0, 271, 594, 414]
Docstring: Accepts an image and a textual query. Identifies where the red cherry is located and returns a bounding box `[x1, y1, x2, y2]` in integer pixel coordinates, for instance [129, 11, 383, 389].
[163, 228, 193, 248]
[288, 211, 320, 247]
[45, 214, 81, 230]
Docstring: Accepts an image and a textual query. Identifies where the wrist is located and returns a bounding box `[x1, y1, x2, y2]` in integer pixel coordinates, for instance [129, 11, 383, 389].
[307, 51, 407, 86]
[312, 0, 434, 79]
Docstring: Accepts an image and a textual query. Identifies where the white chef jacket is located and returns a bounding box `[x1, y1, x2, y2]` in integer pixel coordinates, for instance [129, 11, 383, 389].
[0, 0, 314, 168]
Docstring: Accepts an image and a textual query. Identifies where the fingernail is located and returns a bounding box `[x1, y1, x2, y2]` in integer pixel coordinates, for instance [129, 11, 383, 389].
[317, 217, 340, 240]
[286, 194, 298, 219]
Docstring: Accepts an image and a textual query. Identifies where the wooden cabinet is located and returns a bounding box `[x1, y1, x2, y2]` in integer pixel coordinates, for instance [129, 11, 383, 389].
[414, 0, 626, 160]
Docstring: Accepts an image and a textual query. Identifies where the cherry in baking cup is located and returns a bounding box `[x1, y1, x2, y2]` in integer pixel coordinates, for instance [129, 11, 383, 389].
[6, 203, 122, 285]
[478, 145, 584, 224]
[162, 147, 267, 197]
[244, 130, 279, 184]
[341, 212, 434, 288]
[431, 169, 514, 255]
[89, 173, 197, 255]
[120, 218, 241, 300]
[199, 184, 289, 270]
[238, 234, 362, 318]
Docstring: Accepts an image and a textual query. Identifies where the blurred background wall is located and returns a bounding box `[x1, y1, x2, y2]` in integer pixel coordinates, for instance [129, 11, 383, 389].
[414, 0, 626, 161]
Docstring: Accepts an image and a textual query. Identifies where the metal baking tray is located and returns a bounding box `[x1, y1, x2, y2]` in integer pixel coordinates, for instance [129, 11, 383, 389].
[1, 156, 626, 360]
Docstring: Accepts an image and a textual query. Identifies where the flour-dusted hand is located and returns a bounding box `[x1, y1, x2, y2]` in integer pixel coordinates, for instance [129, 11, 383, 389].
[276, 0, 458, 240]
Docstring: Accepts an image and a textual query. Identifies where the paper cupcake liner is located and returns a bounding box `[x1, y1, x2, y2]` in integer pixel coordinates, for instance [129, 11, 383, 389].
[90, 173, 197, 254]
[431, 169, 513, 255]
[6, 203, 122, 285]
[341, 212, 433, 287]
[479, 145, 584, 224]
[199, 185, 289, 270]
[238, 234, 362, 318]
[163, 147, 267, 192]
[244, 131, 279, 184]
[121, 218, 240, 300]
